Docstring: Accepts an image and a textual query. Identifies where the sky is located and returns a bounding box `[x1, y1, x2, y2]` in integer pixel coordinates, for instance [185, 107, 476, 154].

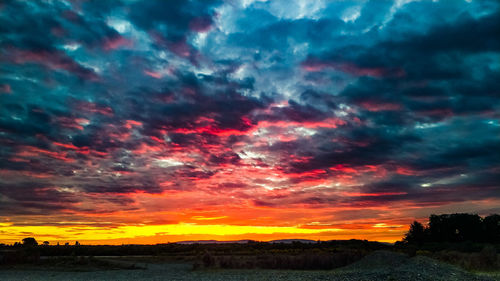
[0, 0, 499, 245]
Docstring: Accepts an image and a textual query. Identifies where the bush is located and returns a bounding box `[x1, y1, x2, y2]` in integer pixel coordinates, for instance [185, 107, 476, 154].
[433, 247, 499, 271]
[479, 245, 497, 267]
[201, 251, 215, 268]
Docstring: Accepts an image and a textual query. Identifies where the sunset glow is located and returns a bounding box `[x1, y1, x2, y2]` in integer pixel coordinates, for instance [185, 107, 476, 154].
[1, 0, 499, 245]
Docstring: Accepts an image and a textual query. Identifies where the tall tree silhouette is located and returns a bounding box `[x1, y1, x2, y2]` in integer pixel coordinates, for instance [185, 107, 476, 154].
[404, 221, 426, 245]
[428, 214, 482, 242]
[403, 213, 500, 244]
[483, 214, 500, 242]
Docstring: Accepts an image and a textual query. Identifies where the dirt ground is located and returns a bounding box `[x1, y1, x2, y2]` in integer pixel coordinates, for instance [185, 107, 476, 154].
[0, 251, 497, 281]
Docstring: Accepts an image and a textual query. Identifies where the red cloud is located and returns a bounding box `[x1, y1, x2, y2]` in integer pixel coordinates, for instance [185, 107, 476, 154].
[0, 84, 11, 94]
[358, 101, 403, 112]
[189, 16, 213, 33]
[103, 35, 133, 50]
[76, 101, 113, 116]
[7, 48, 98, 80]
[301, 58, 405, 78]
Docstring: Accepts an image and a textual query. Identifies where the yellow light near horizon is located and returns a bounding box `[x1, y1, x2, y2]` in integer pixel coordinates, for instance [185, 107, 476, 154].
[123, 223, 343, 236]
[0, 223, 343, 244]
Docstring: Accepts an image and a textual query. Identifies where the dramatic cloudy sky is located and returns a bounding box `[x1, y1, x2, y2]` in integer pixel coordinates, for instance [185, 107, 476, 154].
[1, 0, 499, 244]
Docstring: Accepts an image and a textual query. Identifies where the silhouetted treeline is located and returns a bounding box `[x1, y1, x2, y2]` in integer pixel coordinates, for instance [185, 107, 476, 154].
[0, 239, 388, 266]
[403, 213, 500, 244]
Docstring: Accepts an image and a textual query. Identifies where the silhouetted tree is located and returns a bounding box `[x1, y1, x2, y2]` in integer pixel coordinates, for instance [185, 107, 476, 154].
[483, 214, 500, 242]
[428, 214, 482, 242]
[404, 221, 427, 245]
[403, 213, 500, 245]
[43, 241, 49, 246]
[22, 237, 38, 247]
[452, 213, 482, 242]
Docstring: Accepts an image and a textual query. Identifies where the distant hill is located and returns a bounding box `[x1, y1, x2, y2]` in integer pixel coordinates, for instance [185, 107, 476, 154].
[174, 240, 254, 244]
[174, 239, 319, 244]
[171, 238, 392, 245]
[269, 239, 317, 244]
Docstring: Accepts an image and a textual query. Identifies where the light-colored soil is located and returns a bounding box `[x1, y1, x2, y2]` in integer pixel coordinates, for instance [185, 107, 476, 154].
[0, 251, 497, 281]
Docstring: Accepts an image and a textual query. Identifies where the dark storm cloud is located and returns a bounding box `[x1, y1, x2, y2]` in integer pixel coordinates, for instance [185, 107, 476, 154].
[0, 1, 128, 80]
[0, 182, 79, 215]
[255, 99, 331, 123]
[128, 0, 220, 39]
[285, 126, 422, 173]
[126, 0, 221, 63]
[304, 5, 500, 85]
[114, 72, 267, 142]
[80, 179, 162, 194]
[209, 151, 241, 165]
[300, 90, 338, 110]
[355, 170, 500, 207]
[294, 7, 500, 187]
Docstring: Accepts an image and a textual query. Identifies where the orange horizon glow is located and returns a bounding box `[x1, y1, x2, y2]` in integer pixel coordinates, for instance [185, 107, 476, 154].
[3, 197, 500, 245]
[0, 222, 406, 245]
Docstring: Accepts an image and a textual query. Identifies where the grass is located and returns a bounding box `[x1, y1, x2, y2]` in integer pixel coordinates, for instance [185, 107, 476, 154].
[1, 256, 145, 272]
[194, 249, 366, 270]
[427, 246, 499, 271]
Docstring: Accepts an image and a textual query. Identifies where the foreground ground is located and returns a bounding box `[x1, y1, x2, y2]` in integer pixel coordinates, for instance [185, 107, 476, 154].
[0, 251, 498, 281]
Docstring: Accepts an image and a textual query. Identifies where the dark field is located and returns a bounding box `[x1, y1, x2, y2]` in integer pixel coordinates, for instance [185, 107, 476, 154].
[0, 251, 498, 281]
[1, 240, 499, 281]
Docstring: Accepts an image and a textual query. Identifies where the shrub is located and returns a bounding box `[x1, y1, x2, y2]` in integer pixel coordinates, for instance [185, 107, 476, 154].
[479, 245, 497, 267]
[434, 247, 499, 271]
[201, 251, 215, 268]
